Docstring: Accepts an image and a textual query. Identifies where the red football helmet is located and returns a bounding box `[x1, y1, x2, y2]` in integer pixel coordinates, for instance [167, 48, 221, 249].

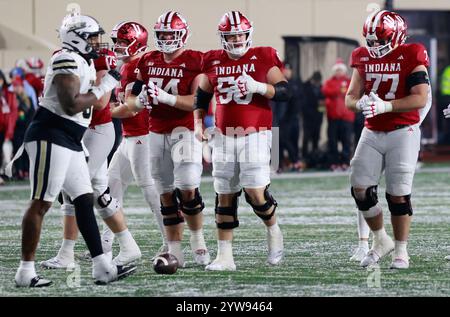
[153, 11, 190, 53]
[218, 11, 253, 57]
[363, 10, 407, 58]
[111, 21, 148, 59]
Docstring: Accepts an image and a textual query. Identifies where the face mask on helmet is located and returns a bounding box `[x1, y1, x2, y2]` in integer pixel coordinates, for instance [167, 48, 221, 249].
[59, 14, 105, 58]
[366, 36, 394, 59]
[220, 29, 252, 57]
[153, 11, 189, 54]
[154, 29, 187, 53]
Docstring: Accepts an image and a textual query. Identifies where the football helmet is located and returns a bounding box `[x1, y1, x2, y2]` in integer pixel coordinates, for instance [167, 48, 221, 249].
[363, 10, 407, 58]
[218, 11, 253, 57]
[111, 21, 148, 59]
[26, 57, 45, 75]
[153, 11, 190, 53]
[59, 12, 105, 56]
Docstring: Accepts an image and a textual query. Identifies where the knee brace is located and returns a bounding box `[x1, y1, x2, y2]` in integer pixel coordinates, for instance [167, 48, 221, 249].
[386, 193, 413, 216]
[351, 186, 378, 211]
[160, 191, 184, 226]
[244, 185, 277, 221]
[215, 191, 241, 230]
[59, 191, 75, 216]
[175, 188, 205, 216]
[95, 187, 120, 219]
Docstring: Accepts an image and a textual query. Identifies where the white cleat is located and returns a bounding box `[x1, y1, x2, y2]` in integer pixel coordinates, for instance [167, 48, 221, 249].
[205, 258, 236, 271]
[151, 244, 169, 261]
[93, 262, 137, 285]
[445, 255, 450, 261]
[40, 256, 74, 269]
[360, 235, 394, 268]
[113, 247, 142, 266]
[267, 227, 284, 266]
[350, 245, 369, 262]
[15, 274, 53, 288]
[390, 256, 410, 269]
[193, 249, 211, 265]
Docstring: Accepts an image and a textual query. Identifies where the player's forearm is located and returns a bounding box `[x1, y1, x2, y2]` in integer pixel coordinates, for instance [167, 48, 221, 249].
[345, 94, 361, 112]
[60, 93, 97, 116]
[194, 109, 205, 123]
[391, 93, 428, 112]
[112, 103, 136, 118]
[173, 95, 195, 111]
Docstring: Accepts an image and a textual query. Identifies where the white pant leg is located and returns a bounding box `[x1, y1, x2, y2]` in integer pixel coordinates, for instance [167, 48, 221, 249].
[211, 132, 240, 194]
[127, 134, 154, 187]
[149, 132, 174, 194]
[26, 141, 78, 202]
[385, 125, 421, 196]
[350, 127, 384, 189]
[108, 139, 134, 205]
[171, 130, 203, 191]
[239, 130, 272, 189]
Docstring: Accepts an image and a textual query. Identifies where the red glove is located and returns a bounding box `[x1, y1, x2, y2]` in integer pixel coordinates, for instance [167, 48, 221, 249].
[94, 49, 117, 71]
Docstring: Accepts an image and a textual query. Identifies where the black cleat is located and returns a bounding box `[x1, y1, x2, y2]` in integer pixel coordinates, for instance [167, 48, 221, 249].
[16, 275, 53, 288]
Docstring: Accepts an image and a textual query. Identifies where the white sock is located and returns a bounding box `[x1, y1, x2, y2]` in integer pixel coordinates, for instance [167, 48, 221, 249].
[217, 240, 233, 261]
[57, 239, 76, 260]
[142, 184, 167, 245]
[115, 229, 135, 251]
[359, 240, 369, 249]
[394, 240, 408, 258]
[267, 223, 281, 236]
[17, 261, 36, 281]
[190, 229, 206, 251]
[168, 240, 184, 263]
[357, 210, 370, 239]
[92, 253, 109, 267]
[19, 260, 35, 272]
[373, 227, 389, 242]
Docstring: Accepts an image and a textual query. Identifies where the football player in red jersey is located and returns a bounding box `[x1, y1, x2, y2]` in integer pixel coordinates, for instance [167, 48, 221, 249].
[346, 10, 431, 269]
[40, 37, 142, 270]
[127, 11, 210, 267]
[106, 21, 168, 259]
[194, 11, 290, 271]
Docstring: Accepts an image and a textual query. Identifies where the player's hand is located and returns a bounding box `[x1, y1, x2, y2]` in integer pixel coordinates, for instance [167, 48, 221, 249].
[361, 92, 393, 118]
[94, 49, 118, 71]
[443, 104, 450, 119]
[233, 70, 267, 97]
[147, 81, 177, 107]
[356, 95, 370, 111]
[134, 85, 152, 111]
[90, 70, 121, 100]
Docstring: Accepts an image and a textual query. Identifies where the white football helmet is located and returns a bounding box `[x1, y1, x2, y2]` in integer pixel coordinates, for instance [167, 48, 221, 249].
[59, 13, 105, 56]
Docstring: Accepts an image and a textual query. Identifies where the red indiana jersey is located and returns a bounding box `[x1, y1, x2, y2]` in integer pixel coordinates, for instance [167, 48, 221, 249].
[351, 43, 430, 131]
[117, 57, 150, 137]
[203, 47, 283, 134]
[90, 52, 116, 127]
[136, 49, 203, 134]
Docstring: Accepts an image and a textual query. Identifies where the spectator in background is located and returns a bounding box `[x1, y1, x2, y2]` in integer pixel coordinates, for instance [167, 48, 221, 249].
[322, 59, 354, 171]
[9, 67, 38, 110]
[11, 77, 34, 179]
[25, 57, 45, 98]
[272, 63, 303, 172]
[0, 69, 18, 184]
[302, 71, 324, 167]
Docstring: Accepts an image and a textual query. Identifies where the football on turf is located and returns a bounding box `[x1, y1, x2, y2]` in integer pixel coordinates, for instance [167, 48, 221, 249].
[153, 253, 178, 274]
